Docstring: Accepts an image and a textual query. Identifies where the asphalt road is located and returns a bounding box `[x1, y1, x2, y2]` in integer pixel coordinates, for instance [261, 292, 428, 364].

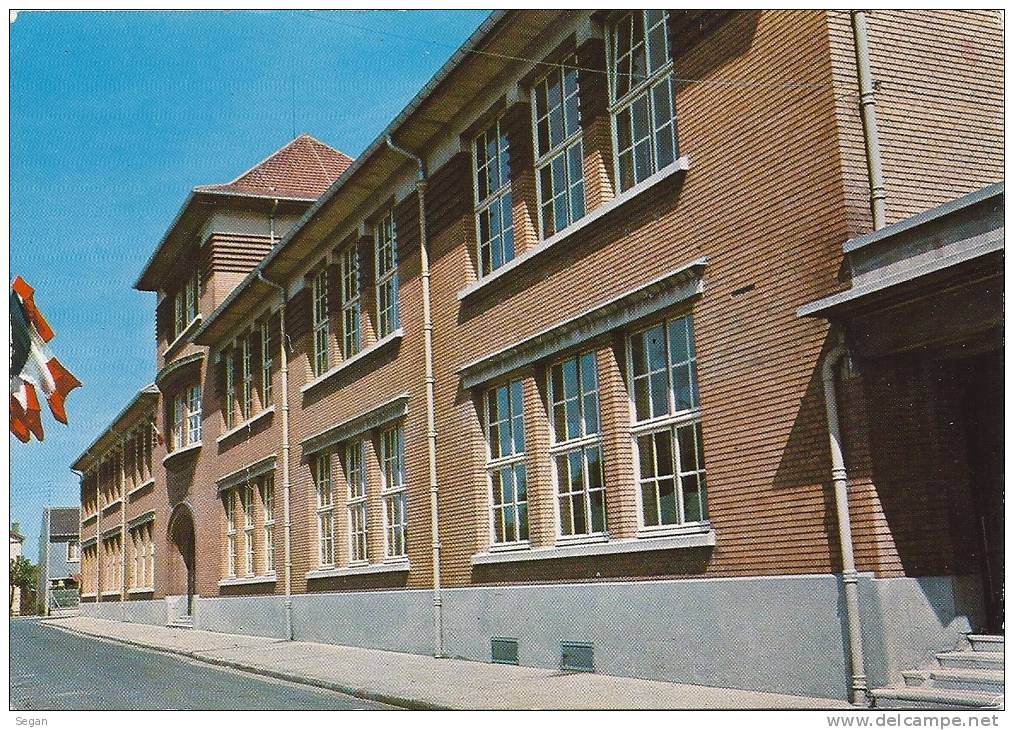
[10, 618, 395, 710]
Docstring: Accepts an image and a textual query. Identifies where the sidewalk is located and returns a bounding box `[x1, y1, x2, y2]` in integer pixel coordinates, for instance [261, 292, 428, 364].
[44, 616, 849, 710]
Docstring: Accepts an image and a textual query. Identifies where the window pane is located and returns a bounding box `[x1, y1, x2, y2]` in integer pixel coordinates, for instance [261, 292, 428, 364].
[654, 430, 674, 477]
[658, 478, 677, 525]
[682, 473, 703, 523]
[677, 423, 698, 472]
[641, 483, 658, 526]
[637, 434, 655, 477]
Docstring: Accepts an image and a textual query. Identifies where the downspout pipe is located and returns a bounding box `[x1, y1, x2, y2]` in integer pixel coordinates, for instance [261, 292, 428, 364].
[821, 331, 868, 706]
[258, 203, 294, 642]
[851, 10, 887, 231]
[385, 135, 445, 658]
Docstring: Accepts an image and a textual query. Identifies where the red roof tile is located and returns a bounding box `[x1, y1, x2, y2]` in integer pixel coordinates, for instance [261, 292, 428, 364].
[197, 134, 354, 200]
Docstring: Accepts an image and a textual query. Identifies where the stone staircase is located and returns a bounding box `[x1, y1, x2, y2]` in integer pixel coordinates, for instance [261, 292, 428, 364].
[871, 634, 1004, 709]
[166, 614, 193, 629]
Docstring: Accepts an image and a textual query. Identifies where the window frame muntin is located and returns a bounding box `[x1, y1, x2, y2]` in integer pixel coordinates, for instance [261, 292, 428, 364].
[314, 452, 336, 568]
[606, 10, 678, 192]
[530, 54, 586, 241]
[260, 318, 273, 407]
[625, 313, 708, 534]
[339, 242, 362, 357]
[483, 379, 529, 547]
[345, 439, 369, 565]
[547, 351, 608, 541]
[471, 116, 515, 278]
[311, 265, 330, 377]
[374, 211, 400, 339]
[380, 425, 408, 560]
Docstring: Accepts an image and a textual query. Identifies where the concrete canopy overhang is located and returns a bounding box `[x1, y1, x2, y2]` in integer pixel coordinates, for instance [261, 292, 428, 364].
[798, 184, 1004, 359]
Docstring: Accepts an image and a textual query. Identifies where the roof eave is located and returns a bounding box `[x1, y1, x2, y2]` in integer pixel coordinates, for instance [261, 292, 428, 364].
[196, 10, 512, 341]
[71, 385, 160, 472]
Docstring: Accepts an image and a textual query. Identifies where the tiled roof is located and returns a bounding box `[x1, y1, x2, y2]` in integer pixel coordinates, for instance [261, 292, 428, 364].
[196, 134, 354, 200]
[47, 508, 80, 538]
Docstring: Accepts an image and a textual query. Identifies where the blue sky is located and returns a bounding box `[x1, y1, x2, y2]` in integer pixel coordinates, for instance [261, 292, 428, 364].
[10, 9, 491, 560]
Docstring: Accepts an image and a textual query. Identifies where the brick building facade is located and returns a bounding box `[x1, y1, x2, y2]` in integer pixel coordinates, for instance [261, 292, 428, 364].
[75, 10, 1003, 702]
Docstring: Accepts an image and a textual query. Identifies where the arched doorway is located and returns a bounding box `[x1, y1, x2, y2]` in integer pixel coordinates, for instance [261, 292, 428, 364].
[167, 503, 196, 615]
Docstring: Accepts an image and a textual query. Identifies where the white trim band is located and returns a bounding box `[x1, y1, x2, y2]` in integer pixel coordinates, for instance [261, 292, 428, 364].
[471, 529, 716, 565]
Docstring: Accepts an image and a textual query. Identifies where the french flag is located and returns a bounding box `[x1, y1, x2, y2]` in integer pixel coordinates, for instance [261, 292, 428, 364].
[10, 277, 81, 443]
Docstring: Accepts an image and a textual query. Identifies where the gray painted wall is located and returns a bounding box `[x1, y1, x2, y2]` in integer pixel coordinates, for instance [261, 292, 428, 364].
[78, 573, 984, 701]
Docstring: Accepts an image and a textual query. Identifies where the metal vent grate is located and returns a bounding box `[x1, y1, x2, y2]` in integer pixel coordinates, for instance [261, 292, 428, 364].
[491, 637, 519, 665]
[561, 641, 594, 672]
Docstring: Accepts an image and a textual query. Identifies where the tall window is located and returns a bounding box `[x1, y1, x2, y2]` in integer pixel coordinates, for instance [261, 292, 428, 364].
[129, 524, 153, 590]
[173, 293, 185, 342]
[375, 213, 400, 338]
[628, 314, 707, 529]
[485, 380, 528, 545]
[224, 492, 237, 577]
[67, 540, 80, 562]
[260, 319, 273, 407]
[473, 118, 514, 277]
[312, 267, 330, 377]
[345, 440, 368, 564]
[340, 245, 361, 357]
[172, 396, 185, 451]
[225, 348, 236, 429]
[380, 427, 407, 559]
[315, 454, 335, 567]
[242, 483, 254, 576]
[549, 353, 606, 537]
[185, 273, 199, 324]
[609, 10, 678, 191]
[260, 474, 275, 574]
[186, 385, 202, 445]
[241, 333, 253, 420]
[532, 56, 585, 239]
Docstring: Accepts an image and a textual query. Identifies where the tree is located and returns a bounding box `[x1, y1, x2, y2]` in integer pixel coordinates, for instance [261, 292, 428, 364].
[10, 555, 38, 614]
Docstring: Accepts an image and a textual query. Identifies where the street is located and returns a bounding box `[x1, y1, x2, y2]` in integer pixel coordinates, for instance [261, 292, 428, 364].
[10, 618, 394, 710]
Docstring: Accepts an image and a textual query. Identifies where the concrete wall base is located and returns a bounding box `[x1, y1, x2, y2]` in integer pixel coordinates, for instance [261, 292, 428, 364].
[77, 573, 984, 700]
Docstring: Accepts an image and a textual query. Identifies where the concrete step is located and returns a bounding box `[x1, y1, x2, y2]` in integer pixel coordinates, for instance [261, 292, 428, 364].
[872, 686, 1003, 709]
[936, 651, 1003, 671]
[968, 634, 1004, 654]
[904, 668, 1004, 693]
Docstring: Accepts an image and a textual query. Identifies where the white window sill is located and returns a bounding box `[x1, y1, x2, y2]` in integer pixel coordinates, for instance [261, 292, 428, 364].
[162, 316, 202, 359]
[218, 574, 277, 587]
[471, 527, 715, 565]
[127, 587, 154, 595]
[127, 478, 156, 497]
[82, 513, 97, 524]
[101, 498, 123, 512]
[162, 441, 202, 465]
[487, 540, 531, 553]
[306, 560, 410, 580]
[458, 155, 690, 302]
[300, 329, 404, 394]
[216, 406, 275, 443]
[80, 592, 97, 599]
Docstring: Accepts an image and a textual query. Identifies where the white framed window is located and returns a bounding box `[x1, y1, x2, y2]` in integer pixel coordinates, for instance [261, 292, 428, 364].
[484, 380, 528, 545]
[532, 55, 585, 239]
[241, 333, 253, 420]
[224, 348, 236, 429]
[473, 118, 514, 277]
[242, 483, 255, 576]
[260, 474, 275, 574]
[608, 10, 678, 192]
[260, 319, 273, 407]
[375, 212, 399, 338]
[345, 440, 368, 564]
[186, 385, 201, 445]
[312, 267, 330, 377]
[224, 492, 237, 577]
[340, 244, 361, 357]
[67, 539, 80, 562]
[549, 353, 606, 538]
[380, 427, 407, 559]
[628, 314, 708, 530]
[315, 454, 335, 567]
[174, 291, 185, 340]
[172, 395, 185, 451]
[185, 273, 199, 324]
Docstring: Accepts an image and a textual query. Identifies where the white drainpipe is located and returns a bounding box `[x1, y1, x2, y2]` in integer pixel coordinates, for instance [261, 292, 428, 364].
[821, 331, 868, 706]
[385, 135, 444, 658]
[258, 199, 294, 641]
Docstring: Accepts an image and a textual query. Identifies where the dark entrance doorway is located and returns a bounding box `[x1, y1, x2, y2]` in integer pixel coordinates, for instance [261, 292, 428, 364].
[168, 505, 196, 615]
[955, 349, 1004, 633]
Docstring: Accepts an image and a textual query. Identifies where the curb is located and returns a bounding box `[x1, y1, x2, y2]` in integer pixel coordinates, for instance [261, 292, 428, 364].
[45, 622, 447, 710]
